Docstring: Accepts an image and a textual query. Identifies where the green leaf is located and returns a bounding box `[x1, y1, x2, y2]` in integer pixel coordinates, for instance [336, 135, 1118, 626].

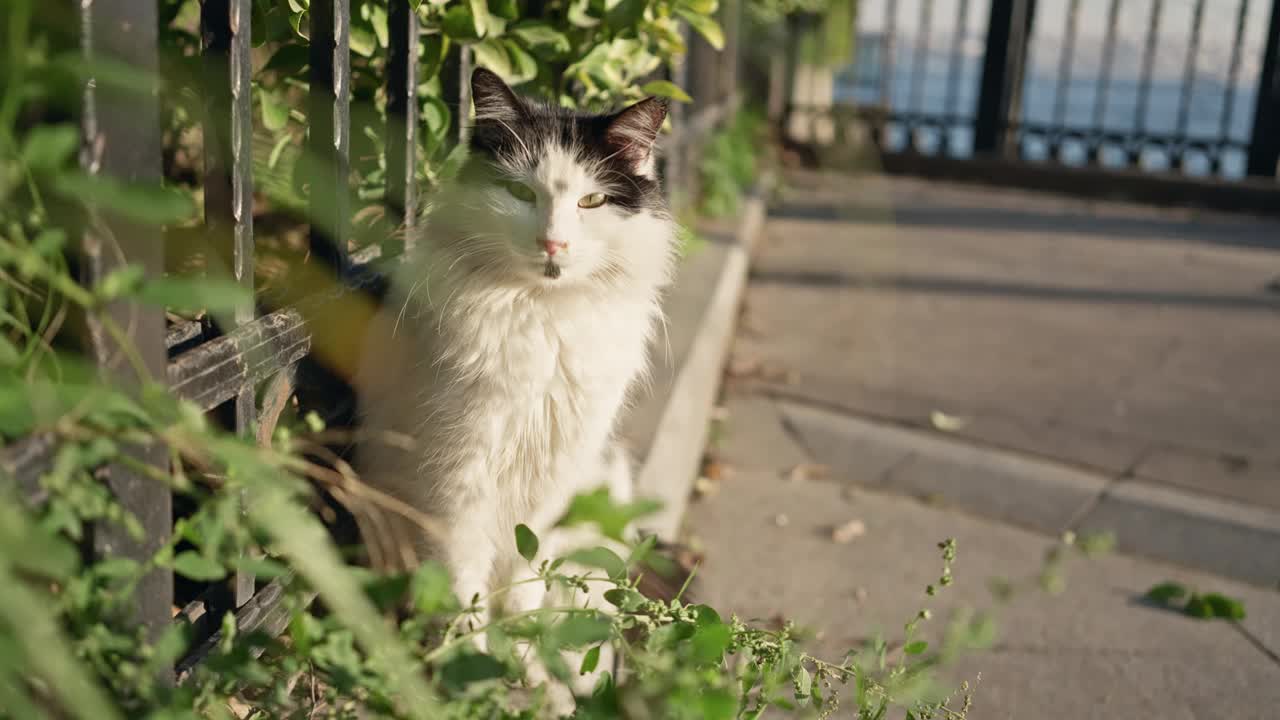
[1201, 592, 1247, 621]
[1185, 593, 1212, 618]
[603, 587, 644, 611]
[1144, 581, 1189, 605]
[489, 0, 519, 20]
[350, 25, 377, 57]
[675, 7, 724, 50]
[440, 651, 508, 691]
[268, 133, 293, 169]
[468, 0, 492, 36]
[904, 640, 928, 655]
[700, 689, 736, 720]
[412, 561, 455, 614]
[793, 665, 812, 701]
[442, 5, 480, 40]
[0, 519, 125, 720]
[369, 3, 389, 46]
[257, 87, 288, 131]
[21, 126, 79, 173]
[515, 523, 538, 562]
[566, 546, 626, 579]
[579, 644, 601, 674]
[134, 277, 252, 314]
[691, 621, 731, 665]
[680, 0, 718, 14]
[504, 40, 538, 84]
[568, 0, 601, 27]
[641, 80, 692, 103]
[422, 94, 451, 140]
[54, 173, 196, 226]
[552, 613, 612, 648]
[472, 39, 512, 79]
[237, 555, 289, 579]
[557, 487, 661, 540]
[510, 21, 570, 54]
[95, 265, 145, 302]
[0, 337, 19, 368]
[1204, 593, 1246, 620]
[421, 34, 448, 81]
[172, 551, 227, 581]
[606, 0, 647, 29]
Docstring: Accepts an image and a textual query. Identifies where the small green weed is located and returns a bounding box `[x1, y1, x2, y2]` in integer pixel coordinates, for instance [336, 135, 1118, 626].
[1144, 582, 1247, 621]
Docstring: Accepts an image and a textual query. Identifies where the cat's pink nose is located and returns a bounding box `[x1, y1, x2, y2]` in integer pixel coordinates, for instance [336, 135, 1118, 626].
[541, 238, 566, 256]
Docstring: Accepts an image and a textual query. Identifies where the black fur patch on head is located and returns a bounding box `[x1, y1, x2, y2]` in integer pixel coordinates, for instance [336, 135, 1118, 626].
[466, 68, 668, 215]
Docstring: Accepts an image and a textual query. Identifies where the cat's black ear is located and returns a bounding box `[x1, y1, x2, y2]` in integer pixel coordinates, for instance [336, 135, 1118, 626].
[471, 67, 524, 121]
[604, 97, 668, 174]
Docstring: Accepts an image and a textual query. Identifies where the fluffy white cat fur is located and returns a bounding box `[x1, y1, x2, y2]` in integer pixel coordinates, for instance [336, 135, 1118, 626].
[353, 68, 677, 706]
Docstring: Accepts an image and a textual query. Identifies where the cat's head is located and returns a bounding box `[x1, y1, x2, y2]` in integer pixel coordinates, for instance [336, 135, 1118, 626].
[431, 68, 675, 291]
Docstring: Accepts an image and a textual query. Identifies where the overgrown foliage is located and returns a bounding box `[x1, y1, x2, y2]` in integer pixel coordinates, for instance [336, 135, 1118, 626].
[698, 109, 764, 218]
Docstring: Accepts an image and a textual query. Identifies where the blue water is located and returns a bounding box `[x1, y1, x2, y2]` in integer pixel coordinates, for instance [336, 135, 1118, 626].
[833, 44, 1259, 179]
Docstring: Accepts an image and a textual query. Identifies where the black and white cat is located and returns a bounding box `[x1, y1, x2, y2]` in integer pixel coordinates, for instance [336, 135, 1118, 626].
[354, 68, 676, 644]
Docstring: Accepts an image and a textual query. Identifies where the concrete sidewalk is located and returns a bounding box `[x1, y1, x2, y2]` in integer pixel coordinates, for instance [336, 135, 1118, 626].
[725, 171, 1280, 586]
[685, 391, 1280, 719]
[680, 173, 1280, 717]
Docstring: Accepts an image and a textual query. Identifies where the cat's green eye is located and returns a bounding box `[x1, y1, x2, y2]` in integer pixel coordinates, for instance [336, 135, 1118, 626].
[503, 181, 536, 203]
[578, 192, 607, 209]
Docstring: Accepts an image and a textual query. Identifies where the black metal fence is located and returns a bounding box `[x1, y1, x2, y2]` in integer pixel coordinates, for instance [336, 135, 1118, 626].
[786, 0, 1280, 182]
[2, 0, 740, 681]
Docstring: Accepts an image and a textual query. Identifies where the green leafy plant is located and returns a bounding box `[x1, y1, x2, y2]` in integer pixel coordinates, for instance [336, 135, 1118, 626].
[1144, 582, 1247, 621]
[698, 108, 764, 218]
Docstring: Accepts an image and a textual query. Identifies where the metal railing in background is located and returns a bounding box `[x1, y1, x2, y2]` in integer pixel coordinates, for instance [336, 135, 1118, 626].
[787, 0, 1280, 183]
[1, 0, 741, 681]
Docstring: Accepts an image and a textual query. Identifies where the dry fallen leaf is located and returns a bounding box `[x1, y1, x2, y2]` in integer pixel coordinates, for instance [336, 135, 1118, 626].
[786, 463, 830, 483]
[930, 410, 969, 431]
[831, 519, 866, 543]
[693, 476, 719, 498]
[702, 457, 731, 482]
[774, 513, 790, 527]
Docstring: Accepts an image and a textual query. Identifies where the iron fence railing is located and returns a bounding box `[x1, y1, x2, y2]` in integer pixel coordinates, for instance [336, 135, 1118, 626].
[787, 0, 1280, 181]
[2, 0, 739, 682]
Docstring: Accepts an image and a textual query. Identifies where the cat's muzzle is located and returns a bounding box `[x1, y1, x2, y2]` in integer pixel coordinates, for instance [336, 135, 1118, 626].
[543, 259, 562, 279]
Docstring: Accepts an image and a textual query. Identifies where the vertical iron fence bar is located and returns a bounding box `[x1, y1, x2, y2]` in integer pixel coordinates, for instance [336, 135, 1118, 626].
[1090, 0, 1121, 163]
[386, 0, 418, 234]
[1052, 0, 1080, 159]
[973, 0, 1036, 156]
[942, 0, 972, 154]
[1246, 0, 1280, 177]
[1173, 0, 1206, 170]
[881, 0, 897, 110]
[201, 0, 257, 609]
[441, 44, 473, 147]
[79, 0, 173, 661]
[1132, 0, 1163, 166]
[1217, 0, 1250, 173]
[308, 0, 352, 276]
[908, 0, 934, 151]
